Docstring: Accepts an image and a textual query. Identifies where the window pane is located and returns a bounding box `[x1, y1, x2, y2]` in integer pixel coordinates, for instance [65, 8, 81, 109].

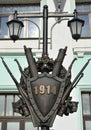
[82, 94, 90, 114]
[76, 3, 91, 38]
[25, 122, 37, 130]
[85, 121, 91, 130]
[0, 5, 40, 13]
[6, 95, 13, 116]
[14, 95, 21, 116]
[78, 14, 90, 37]
[0, 5, 40, 38]
[7, 122, 19, 130]
[0, 16, 8, 38]
[84, 4, 90, 10]
[0, 95, 5, 116]
[76, 4, 90, 11]
[28, 18, 39, 37]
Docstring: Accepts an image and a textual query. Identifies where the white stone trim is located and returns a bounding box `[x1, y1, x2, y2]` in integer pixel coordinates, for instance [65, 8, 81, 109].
[0, 40, 42, 56]
[73, 47, 91, 57]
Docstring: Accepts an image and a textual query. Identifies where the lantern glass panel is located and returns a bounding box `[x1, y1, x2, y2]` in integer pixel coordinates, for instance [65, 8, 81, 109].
[68, 18, 84, 41]
[14, 22, 21, 36]
[77, 21, 83, 35]
[8, 22, 13, 36]
[7, 19, 24, 41]
[70, 21, 82, 35]
[18, 25, 23, 37]
[70, 21, 76, 35]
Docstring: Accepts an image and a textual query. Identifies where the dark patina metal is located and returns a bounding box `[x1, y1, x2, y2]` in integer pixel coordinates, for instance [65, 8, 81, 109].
[1, 5, 91, 130]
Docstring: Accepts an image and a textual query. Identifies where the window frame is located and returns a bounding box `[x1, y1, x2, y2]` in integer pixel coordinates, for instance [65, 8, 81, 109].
[0, 117, 34, 130]
[81, 91, 91, 130]
[0, 91, 23, 117]
[0, 4, 40, 40]
[0, 91, 37, 130]
[76, 2, 91, 38]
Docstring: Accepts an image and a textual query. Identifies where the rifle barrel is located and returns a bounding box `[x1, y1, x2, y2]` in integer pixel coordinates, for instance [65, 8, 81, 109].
[14, 59, 27, 78]
[72, 59, 91, 87]
[1, 57, 19, 86]
[61, 59, 91, 104]
[24, 46, 38, 77]
[52, 46, 67, 76]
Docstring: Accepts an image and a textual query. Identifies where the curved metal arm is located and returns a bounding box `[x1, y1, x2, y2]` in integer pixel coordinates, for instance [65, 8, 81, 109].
[50, 18, 69, 49]
[22, 19, 41, 49]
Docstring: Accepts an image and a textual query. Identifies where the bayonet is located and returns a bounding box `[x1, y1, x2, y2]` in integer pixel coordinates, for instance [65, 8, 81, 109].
[14, 59, 28, 84]
[1, 57, 19, 86]
[24, 45, 38, 77]
[61, 59, 91, 104]
[1, 57, 28, 99]
[14, 59, 28, 78]
[64, 58, 77, 80]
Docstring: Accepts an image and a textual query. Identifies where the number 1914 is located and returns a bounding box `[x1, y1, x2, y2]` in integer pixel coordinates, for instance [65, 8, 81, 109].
[34, 85, 56, 95]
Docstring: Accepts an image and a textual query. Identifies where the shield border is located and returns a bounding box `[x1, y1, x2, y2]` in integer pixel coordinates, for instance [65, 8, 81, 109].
[27, 74, 65, 122]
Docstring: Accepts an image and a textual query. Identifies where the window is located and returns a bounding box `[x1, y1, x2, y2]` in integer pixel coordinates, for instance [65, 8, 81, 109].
[0, 91, 37, 130]
[76, 3, 91, 38]
[0, 4, 40, 39]
[81, 92, 91, 130]
[0, 92, 20, 116]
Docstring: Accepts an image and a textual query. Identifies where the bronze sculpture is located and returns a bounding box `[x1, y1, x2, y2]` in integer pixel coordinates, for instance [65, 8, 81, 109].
[1, 5, 90, 130]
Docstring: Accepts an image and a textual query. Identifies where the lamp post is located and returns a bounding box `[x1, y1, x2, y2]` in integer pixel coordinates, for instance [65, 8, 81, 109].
[1, 5, 90, 130]
[7, 5, 84, 42]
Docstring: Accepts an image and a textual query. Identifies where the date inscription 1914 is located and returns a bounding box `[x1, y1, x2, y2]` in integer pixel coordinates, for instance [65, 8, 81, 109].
[34, 85, 57, 95]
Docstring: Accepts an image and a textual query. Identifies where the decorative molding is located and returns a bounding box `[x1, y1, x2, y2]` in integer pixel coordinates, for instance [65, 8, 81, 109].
[53, 0, 66, 12]
[73, 47, 91, 57]
[0, 39, 42, 56]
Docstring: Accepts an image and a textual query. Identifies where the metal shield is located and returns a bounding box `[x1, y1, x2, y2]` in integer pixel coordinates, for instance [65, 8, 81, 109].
[27, 75, 62, 118]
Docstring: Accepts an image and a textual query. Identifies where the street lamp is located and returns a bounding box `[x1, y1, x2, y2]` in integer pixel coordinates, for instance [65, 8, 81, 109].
[68, 9, 84, 41]
[2, 5, 90, 130]
[7, 6, 84, 42]
[7, 11, 24, 42]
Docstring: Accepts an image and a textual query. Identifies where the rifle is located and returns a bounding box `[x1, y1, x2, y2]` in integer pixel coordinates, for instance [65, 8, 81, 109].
[14, 59, 28, 84]
[61, 59, 91, 104]
[1, 57, 28, 99]
[52, 46, 67, 76]
[24, 46, 38, 77]
[1, 57, 19, 86]
[64, 58, 77, 80]
[1, 57, 33, 114]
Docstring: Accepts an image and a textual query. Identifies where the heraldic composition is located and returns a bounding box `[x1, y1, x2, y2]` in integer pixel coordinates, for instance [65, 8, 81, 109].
[1, 5, 90, 130]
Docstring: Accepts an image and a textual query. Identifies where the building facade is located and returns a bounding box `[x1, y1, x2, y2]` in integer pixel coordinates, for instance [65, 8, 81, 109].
[0, 0, 91, 130]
